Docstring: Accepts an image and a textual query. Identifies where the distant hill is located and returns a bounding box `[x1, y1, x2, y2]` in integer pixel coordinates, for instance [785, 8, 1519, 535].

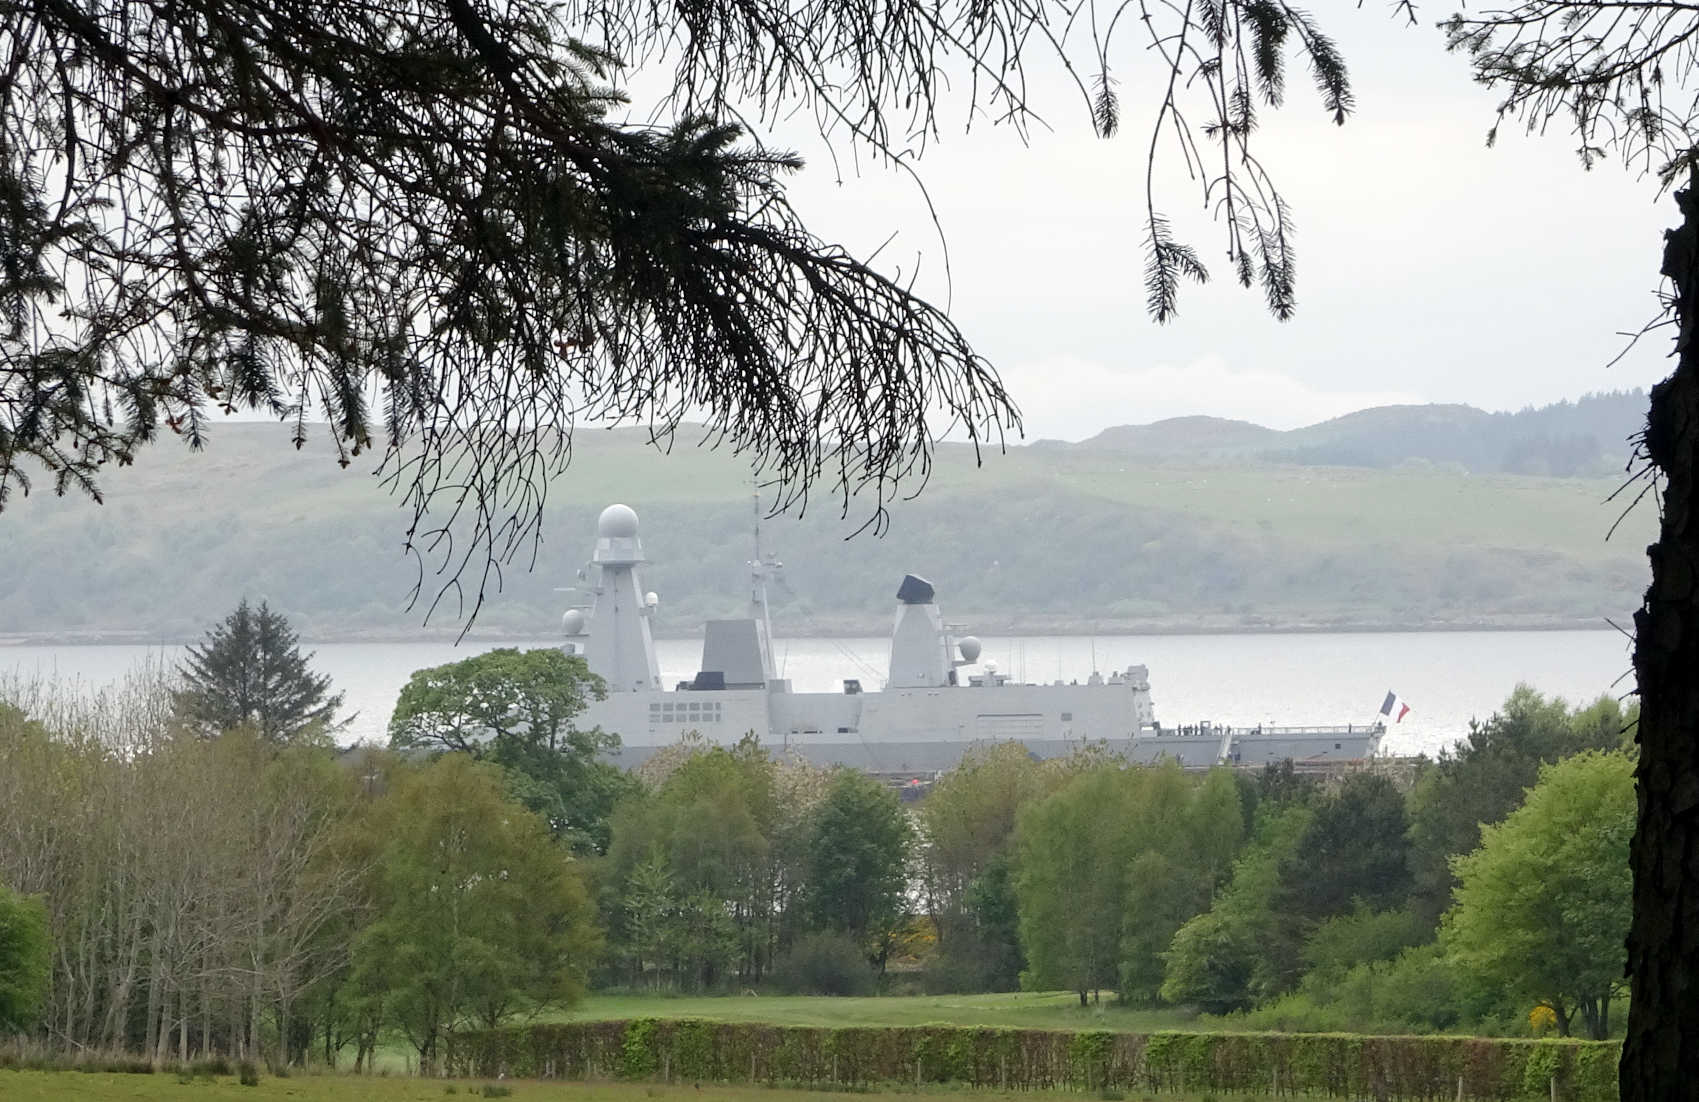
[1077, 416, 1282, 457]
[1077, 391, 1644, 477]
[0, 395, 1656, 643]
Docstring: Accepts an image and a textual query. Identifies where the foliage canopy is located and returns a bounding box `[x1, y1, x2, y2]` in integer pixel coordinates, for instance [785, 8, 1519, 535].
[389, 647, 631, 850]
[352, 754, 598, 1065]
[1443, 750, 1635, 1040]
[0, 880, 49, 1033]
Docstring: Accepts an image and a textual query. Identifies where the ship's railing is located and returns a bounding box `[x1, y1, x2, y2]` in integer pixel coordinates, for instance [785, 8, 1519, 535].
[1147, 723, 1385, 738]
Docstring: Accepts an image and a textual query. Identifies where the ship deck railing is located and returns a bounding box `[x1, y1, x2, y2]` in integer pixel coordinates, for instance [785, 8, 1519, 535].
[1149, 723, 1385, 737]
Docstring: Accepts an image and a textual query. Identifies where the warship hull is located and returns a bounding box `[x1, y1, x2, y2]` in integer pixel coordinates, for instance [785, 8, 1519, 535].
[564, 505, 1384, 775]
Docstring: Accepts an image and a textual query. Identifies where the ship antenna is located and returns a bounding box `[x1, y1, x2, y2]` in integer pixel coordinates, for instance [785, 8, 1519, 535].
[751, 491, 778, 680]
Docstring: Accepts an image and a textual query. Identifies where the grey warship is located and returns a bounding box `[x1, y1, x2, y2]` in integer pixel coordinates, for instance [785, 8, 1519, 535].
[563, 504, 1384, 773]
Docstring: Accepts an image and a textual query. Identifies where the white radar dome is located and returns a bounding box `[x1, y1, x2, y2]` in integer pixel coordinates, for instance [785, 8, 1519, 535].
[645, 591, 659, 608]
[958, 636, 982, 662]
[561, 609, 586, 635]
[598, 503, 640, 538]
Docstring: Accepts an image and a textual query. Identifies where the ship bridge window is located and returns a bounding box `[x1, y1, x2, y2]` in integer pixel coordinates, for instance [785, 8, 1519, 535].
[1061, 712, 1073, 722]
[1335, 742, 1342, 750]
[650, 702, 723, 724]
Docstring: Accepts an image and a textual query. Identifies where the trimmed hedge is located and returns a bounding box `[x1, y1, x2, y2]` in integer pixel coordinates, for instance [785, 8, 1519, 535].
[445, 1019, 1620, 1101]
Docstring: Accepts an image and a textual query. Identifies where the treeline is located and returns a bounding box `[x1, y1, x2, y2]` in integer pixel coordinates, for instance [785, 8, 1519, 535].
[1262, 391, 1645, 477]
[0, 643, 1641, 1072]
[596, 735, 915, 995]
[0, 670, 597, 1072]
[587, 684, 1637, 1041]
[909, 686, 1635, 1038]
[1078, 390, 1646, 478]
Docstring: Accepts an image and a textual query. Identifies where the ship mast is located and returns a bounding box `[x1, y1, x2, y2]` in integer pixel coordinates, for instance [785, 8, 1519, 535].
[750, 492, 779, 681]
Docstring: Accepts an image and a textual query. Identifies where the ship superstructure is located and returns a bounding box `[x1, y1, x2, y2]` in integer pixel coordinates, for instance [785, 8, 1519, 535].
[563, 504, 1383, 772]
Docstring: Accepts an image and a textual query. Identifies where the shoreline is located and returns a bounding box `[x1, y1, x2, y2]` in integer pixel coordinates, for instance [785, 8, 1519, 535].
[0, 616, 1624, 648]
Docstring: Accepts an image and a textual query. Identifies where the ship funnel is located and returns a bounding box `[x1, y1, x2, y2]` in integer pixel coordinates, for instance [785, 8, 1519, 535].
[896, 574, 935, 605]
[888, 574, 949, 688]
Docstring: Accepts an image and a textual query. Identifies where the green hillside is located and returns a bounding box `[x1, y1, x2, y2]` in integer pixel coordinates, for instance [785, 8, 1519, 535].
[0, 412, 1654, 642]
[1076, 390, 1645, 477]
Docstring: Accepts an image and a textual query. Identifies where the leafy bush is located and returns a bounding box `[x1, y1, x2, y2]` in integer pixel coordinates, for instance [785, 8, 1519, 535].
[1242, 942, 1516, 1036]
[1301, 906, 1429, 980]
[237, 1059, 260, 1086]
[0, 881, 50, 1032]
[771, 933, 876, 996]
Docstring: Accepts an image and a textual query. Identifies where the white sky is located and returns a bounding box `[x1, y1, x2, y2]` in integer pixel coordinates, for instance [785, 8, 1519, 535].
[710, 8, 1678, 441]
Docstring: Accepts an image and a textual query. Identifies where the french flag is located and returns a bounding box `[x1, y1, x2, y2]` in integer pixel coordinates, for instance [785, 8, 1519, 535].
[1379, 691, 1410, 724]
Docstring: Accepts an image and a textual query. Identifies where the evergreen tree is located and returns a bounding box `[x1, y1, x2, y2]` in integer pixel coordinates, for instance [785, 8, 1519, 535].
[174, 600, 344, 742]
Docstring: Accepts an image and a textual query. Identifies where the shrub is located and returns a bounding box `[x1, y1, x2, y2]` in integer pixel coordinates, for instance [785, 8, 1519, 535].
[771, 933, 877, 996]
[237, 1059, 260, 1086]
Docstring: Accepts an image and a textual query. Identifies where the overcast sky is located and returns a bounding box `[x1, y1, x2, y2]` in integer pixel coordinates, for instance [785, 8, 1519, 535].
[718, 8, 1677, 441]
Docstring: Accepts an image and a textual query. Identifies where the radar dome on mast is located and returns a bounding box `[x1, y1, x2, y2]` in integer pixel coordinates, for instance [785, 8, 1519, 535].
[561, 609, 586, 635]
[958, 636, 982, 662]
[598, 503, 640, 538]
[581, 503, 662, 691]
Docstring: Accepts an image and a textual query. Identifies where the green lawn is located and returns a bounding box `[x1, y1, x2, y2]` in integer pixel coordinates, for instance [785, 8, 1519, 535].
[556, 992, 1206, 1033]
[0, 1071, 1242, 1102]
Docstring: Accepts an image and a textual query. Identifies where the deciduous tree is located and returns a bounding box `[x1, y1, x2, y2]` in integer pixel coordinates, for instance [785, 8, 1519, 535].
[919, 741, 1052, 990]
[802, 770, 914, 969]
[1120, 767, 1245, 1004]
[1015, 767, 1132, 1005]
[1406, 687, 1625, 924]
[1160, 802, 1312, 1011]
[389, 648, 629, 851]
[1442, 750, 1635, 1040]
[350, 755, 596, 1067]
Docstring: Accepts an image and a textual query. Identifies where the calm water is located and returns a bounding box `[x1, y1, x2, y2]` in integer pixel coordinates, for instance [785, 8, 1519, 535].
[0, 630, 1631, 758]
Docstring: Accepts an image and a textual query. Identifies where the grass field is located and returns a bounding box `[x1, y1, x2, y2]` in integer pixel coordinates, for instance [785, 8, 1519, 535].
[557, 993, 1204, 1034]
[0, 1071, 1239, 1102]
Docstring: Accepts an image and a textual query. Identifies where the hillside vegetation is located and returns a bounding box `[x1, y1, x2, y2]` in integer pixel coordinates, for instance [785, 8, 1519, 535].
[0, 394, 1652, 641]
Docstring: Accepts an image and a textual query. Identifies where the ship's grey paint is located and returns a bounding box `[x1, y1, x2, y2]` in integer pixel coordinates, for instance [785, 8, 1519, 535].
[565, 506, 1383, 771]
[572, 504, 662, 693]
[698, 619, 771, 689]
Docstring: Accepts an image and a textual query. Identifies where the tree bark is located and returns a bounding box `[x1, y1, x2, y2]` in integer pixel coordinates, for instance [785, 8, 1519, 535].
[1622, 186, 1699, 1102]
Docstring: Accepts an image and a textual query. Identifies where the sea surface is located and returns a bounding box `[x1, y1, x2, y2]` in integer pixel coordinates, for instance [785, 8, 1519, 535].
[0, 630, 1632, 758]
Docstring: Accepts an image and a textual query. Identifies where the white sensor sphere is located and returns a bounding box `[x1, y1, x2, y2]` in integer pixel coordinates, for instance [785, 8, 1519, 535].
[561, 609, 586, 635]
[958, 636, 983, 662]
[645, 591, 659, 608]
[598, 503, 639, 538]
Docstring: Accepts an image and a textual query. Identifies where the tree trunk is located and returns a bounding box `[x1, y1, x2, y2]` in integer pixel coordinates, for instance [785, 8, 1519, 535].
[1623, 186, 1699, 1102]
